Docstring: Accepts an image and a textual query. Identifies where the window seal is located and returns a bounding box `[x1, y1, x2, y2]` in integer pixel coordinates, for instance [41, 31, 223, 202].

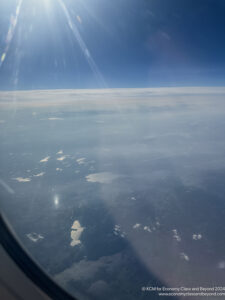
[0, 213, 77, 300]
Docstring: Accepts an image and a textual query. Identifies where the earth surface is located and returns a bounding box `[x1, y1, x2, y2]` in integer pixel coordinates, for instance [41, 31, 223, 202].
[1, 87, 225, 300]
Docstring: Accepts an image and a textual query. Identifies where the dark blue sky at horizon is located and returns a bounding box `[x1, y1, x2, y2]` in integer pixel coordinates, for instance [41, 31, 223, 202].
[0, 0, 225, 90]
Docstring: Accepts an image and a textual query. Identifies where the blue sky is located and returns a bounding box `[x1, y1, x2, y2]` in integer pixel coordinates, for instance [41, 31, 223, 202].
[0, 0, 225, 90]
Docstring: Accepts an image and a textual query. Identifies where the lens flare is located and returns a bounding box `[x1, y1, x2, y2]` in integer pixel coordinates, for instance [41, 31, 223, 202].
[0, 0, 23, 68]
[57, 0, 106, 88]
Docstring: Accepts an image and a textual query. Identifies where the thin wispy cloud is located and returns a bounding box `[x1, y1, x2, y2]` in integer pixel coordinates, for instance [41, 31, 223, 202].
[33, 172, 45, 177]
[13, 177, 31, 182]
[86, 172, 119, 184]
[40, 156, 50, 163]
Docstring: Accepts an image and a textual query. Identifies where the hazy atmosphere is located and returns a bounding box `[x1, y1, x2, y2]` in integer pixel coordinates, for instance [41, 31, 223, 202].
[1, 87, 225, 299]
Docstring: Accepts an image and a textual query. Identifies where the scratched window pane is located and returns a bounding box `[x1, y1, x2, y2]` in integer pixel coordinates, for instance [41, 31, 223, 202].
[0, 1, 225, 299]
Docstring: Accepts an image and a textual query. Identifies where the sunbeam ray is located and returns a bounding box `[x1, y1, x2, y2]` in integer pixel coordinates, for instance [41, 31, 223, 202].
[0, 0, 23, 68]
[57, 0, 106, 88]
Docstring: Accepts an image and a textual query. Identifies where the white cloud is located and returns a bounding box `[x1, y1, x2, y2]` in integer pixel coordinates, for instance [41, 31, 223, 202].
[113, 225, 120, 235]
[86, 172, 119, 184]
[133, 223, 141, 229]
[48, 117, 63, 120]
[26, 233, 44, 242]
[54, 252, 122, 286]
[33, 172, 45, 177]
[40, 156, 50, 163]
[192, 234, 202, 240]
[76, 157, 86, 165]
[13, 177, 31, 182]
[113, 224, 126, 238]
[70, 220, 85, 247]
[143, 226, 152, 233]
[1, 87, 225, 110]
[57, 156, 67, 161]
[57, 150, 63, 154]
[172, 229, 181, 242]
[56, 168, 63, 171]
[180, 252, 190, 261]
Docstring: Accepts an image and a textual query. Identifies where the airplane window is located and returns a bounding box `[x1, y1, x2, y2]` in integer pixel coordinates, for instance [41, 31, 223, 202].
[0, 0, 225, 299]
